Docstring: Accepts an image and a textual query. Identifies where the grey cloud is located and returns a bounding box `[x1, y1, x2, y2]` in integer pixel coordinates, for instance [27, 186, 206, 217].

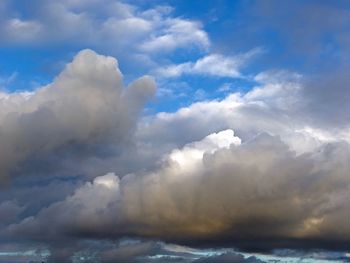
[301, 68, 350, 128]
[100, 241, 159, 263]
[0, 200, 23, 226]
[7, 130, 350, 252]
[138, 68, 350, 157]
[0, 49, 156, 184]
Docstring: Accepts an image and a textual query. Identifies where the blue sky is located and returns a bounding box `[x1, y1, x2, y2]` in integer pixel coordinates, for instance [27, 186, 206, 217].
[0, 0, 276, 111]
[2, 0, 343, 111]
[1, 1, 350, 263]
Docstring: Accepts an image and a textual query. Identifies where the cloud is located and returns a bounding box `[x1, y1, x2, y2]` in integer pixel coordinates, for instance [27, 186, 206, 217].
[100, 241, 159, 263]
[156, 49, 261, 78]
[139, 18, 209, 53]
[1, 1, 350, 262]
[139, 68, 350, 159]
[7, 128, 350, 255]
[0, 200, 23, 226]
[0, 49, 156, 184]
[1, 49, 350, 261]
[0, 1, 209, 63]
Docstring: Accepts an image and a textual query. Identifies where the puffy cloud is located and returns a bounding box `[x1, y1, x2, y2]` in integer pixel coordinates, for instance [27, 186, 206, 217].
[7, 129, 350, 253]
[2, 54, 350, 261]
[138, 69, 350, 157]
[0, 49, 156, 183]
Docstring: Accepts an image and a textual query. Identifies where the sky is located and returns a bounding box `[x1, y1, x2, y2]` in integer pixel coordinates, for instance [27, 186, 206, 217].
[1, 0, 350, 262]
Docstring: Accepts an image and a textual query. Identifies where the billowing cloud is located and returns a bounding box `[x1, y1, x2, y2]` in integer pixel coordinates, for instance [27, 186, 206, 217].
[2, 57, 349, 262]
[0, 49, 156, 183]
[1, 1, 350, 262]
[7, 128, 350, 255]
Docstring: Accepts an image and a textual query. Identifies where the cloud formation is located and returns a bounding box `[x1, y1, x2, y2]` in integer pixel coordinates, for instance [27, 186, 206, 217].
[7, 127, 350, 256]
[2, 50, 350, 262]
[0, 49, 156, 183]
[1, 1, 350, 262]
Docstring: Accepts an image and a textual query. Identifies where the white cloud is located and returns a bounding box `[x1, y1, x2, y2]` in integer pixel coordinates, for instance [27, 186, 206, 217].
[139, 18, 209, 53]
[156, 48, 261, 78]
[137, 69, 350, 157]
[168, 129, 241, 172]
[0, 1, 209, 64]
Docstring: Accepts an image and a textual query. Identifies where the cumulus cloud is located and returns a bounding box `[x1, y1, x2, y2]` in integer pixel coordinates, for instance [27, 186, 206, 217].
[1, 1, 350, 262]
[139, 68, 350, 158]
[3, 63, 347, 261]
[7, 128, 350, 255]
[1, 51, 350, 262]
[0, 49, 156, 183]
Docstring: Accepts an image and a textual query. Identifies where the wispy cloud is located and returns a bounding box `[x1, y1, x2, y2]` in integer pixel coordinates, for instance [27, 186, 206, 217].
[156, 48, 262, 78]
